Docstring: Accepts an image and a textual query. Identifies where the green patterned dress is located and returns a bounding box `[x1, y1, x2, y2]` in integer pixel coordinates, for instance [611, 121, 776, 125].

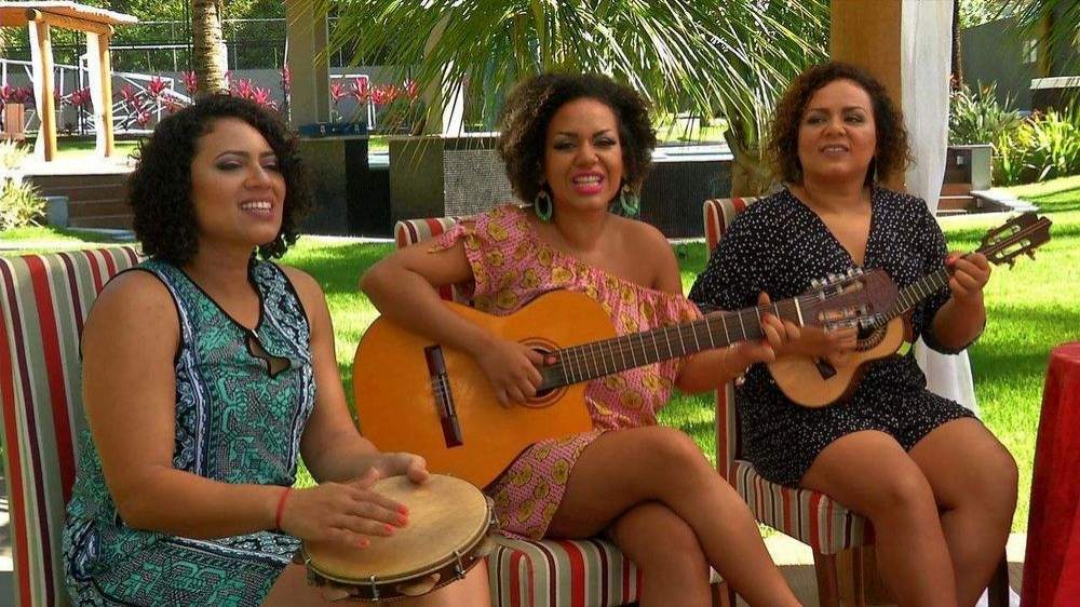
[63, 258, 316, 606]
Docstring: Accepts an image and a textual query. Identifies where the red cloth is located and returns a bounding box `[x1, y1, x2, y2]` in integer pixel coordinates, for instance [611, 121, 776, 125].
[1024, 342, 1080, 607]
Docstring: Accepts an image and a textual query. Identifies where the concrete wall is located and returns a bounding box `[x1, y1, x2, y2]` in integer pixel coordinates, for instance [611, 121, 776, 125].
[961, 19, 1038, 110]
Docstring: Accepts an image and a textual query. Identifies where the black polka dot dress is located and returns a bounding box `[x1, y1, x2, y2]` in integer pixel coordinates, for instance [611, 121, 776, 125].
[688, 187, 977, 487]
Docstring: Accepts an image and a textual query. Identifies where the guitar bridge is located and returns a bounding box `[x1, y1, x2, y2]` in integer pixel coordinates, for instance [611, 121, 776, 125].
[814, 358, 837, 380]
[425, 345, 463, 448]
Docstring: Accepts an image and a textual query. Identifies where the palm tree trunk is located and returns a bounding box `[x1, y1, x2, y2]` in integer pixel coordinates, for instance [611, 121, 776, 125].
[951, 0, 963, 90]
[724, 119, 774, 197]
[192, 0, 228, 97]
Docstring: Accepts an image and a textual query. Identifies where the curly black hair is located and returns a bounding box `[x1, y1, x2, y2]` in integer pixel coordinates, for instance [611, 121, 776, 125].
[497, 72, 656, 212]
[768, 61, 913, 186]
[129, 94, 312, 264]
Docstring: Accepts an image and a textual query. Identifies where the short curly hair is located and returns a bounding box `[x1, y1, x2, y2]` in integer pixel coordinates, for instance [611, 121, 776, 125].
[129, 94, 312, 264]
[768, 61, 912, 186]
[497, 73, 656, 210]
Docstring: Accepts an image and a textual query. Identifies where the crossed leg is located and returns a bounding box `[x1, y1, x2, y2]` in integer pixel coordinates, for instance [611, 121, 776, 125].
[546, 426, 800, 607]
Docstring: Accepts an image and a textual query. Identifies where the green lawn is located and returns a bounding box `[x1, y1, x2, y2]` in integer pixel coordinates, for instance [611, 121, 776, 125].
[4, 176, 1078, 530]
[53, 137, 141, 160]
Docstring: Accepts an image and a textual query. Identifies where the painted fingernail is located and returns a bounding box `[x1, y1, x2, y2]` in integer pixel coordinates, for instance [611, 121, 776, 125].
[398, 505, 409, 515]
[358, 538, 370, 548]
[398, 514, 409, 526]
[383, 523, 395, 534]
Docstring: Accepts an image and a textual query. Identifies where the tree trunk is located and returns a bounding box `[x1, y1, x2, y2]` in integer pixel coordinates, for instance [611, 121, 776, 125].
[723, 123, 774, 197]
[192, 0, 228, 97]
[951, 0, 963, 90]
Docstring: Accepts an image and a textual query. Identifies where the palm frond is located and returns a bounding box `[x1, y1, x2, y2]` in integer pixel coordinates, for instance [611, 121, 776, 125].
[319, 0, 828, 135]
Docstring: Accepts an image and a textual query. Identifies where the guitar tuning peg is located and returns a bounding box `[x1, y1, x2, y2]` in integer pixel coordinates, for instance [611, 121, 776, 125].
[810, 278, 821, 289]
[1027, 251, 1036, 259]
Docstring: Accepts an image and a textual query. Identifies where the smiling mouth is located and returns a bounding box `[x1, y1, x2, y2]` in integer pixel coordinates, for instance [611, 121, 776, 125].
[241, 200, 273, 212]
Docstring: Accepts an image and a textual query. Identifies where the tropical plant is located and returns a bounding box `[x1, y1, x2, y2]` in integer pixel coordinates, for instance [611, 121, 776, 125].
[0, 140, 28, 172]
[321, 0, 829, 195]
[0, 180, 45, 231]
[995, 106, 1080, 184]
[949, 82, 1023, 145]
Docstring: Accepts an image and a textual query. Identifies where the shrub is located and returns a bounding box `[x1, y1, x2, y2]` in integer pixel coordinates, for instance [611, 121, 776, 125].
[994, 107, 1080, 185]
[949, 82, 1022, 146]
[0, 179, 45, 231]
[0, 140, 28, 172]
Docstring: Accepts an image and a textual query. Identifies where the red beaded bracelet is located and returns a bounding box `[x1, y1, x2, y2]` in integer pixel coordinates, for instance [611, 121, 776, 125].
[274, 487, 293, 531]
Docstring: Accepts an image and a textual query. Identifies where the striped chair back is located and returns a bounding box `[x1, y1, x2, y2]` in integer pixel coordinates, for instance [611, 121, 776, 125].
[392, 218, 730, 606]
[394, 217, 471, 304]
[702, 198, 870, 556]
[702, 197, 757, 480]
[0, 246, 142, 607]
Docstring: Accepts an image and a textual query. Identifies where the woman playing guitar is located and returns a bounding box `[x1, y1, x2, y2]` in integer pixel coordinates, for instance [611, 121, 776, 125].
[362, 73, 802, 606]
[689, 62, 1017, 607]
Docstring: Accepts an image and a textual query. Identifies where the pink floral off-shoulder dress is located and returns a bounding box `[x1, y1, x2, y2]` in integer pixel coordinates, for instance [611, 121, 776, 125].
[429, 205, 700, 539]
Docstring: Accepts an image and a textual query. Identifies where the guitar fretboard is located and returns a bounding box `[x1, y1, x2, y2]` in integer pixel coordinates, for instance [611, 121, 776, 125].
[882, 220, 1044, 322]
[540, 296, 817, 390]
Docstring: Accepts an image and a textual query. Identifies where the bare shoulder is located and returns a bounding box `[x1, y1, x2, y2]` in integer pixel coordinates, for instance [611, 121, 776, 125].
[616, 217, 681, 292]
[618, 217, 675, 262]
[278, 264, 329, 315]
[83, 269, 178, 348]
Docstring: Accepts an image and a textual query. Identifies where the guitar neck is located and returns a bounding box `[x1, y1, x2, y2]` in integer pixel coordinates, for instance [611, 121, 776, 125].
[883, 267, 951, 321]
[539, 296, 813, 390]
[882, 228, 1031, 321]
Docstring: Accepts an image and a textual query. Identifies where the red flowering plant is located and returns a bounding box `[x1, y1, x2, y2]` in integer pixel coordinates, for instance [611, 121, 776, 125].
[369, 80, 423, 134]
[230, 78, 279, 112]
[181, 71, 198, 96]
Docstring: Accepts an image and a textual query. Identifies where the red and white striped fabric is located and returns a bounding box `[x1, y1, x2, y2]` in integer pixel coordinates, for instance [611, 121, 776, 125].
[0, 246, 142, 607]
[394, 217, 471, 304]
[394, 216, 732, 607]
[703, 198, 872, 556]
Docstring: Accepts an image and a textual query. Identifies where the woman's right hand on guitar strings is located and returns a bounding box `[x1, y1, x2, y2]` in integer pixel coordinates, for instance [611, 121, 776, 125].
[470, 333, 545, 406]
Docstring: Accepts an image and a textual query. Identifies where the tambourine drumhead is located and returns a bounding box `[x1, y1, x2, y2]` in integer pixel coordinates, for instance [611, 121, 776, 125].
[303, 474, 489, 584]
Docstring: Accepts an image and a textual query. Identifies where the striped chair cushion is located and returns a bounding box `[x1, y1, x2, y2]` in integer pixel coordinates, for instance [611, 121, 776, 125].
[488, 537, 643, 607]
[394, 217, 471, 304]
[702, 198, 871, 556]
[0, 246, 142, 607]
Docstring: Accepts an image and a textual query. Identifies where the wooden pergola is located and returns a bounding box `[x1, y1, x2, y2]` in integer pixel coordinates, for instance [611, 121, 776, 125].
[0, 2, 137, 161]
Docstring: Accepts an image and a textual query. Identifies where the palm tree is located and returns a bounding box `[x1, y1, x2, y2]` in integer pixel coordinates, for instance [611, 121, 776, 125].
[321, 0, 828, 195]
[191, 0, 228, 96]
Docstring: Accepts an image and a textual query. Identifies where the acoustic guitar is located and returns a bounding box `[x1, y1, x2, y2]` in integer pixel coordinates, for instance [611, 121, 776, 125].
[769, 211, 1052, 408]
[353, 271, 894, 487]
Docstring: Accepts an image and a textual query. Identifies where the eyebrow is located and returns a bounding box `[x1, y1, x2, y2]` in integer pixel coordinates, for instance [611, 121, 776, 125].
[214, 150, 278, 159]
[805, 106, 868, 113]
[553, 129, 615, 138]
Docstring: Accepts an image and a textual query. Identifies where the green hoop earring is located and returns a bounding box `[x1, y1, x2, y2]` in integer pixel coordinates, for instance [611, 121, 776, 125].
[619, 186, 639, 217]
[534, 188, 553, 222]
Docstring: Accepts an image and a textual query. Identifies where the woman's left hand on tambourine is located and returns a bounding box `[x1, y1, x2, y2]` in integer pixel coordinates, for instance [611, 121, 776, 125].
[946, 251, 991, 305]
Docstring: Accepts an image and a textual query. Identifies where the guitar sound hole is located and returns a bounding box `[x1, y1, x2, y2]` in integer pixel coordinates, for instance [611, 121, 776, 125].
[532, 346, 557, 399]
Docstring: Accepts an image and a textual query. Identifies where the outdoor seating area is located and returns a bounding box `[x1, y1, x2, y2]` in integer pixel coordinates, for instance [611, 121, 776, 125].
[2, 0, 1080, 606]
